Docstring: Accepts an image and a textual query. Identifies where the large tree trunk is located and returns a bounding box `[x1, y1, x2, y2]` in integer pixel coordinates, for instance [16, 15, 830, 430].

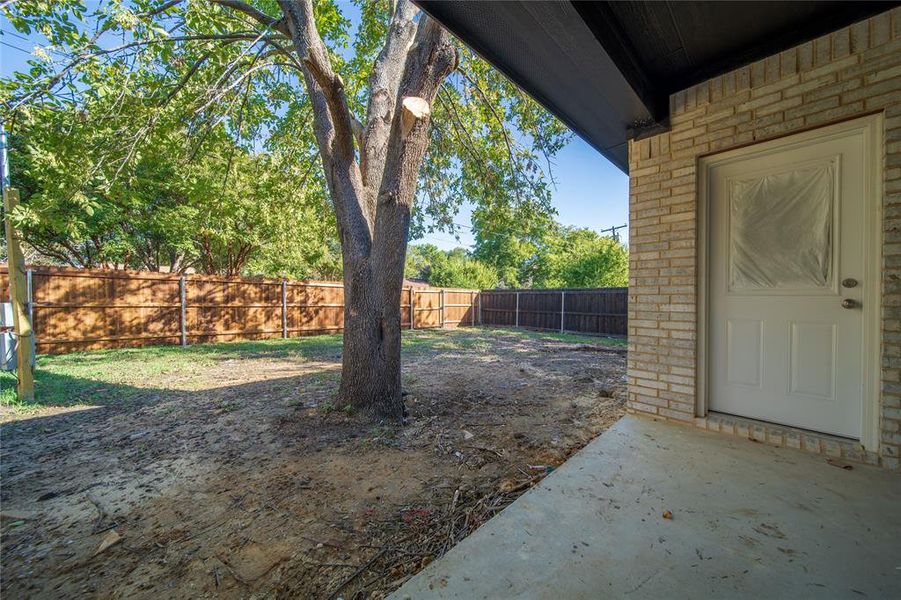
[339, 252, 406, 419]
[338, 178, 413, 418]
[275, 0, 456, 420]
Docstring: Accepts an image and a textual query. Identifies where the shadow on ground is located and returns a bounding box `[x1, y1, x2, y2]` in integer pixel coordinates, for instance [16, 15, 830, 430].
[1, 328, 627, 599]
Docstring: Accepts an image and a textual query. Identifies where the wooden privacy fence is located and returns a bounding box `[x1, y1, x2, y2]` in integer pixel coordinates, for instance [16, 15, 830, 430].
[0, 266, 479, 355]
[479, 288, 628, 336]
[0, 266, 627, 355]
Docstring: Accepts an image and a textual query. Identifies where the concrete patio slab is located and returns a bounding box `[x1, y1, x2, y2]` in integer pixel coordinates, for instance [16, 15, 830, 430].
[391, 416, 901, 599]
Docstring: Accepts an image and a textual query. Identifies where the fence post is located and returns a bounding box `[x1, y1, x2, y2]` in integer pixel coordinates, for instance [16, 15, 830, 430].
[560, 290, 566, 333]
[478, 291, 482, 326]
[514, 291, 520, 328]
[26, 268, 35, 367]
[179, 276, 187, 347]
[3, 188, 34, 402]
[471, 291, 475, 326]
[281, 279, 288, 339]
[440, 289, 445, 328]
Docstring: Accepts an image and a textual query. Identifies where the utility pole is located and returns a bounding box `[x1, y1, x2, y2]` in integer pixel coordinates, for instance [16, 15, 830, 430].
[2, 124, 35, 401]
[599, 223, 627, 243]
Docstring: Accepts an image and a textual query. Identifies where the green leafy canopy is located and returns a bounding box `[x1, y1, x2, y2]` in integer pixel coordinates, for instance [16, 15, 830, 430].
[3, 1, 627, 292]
[2, 0, 576, 278]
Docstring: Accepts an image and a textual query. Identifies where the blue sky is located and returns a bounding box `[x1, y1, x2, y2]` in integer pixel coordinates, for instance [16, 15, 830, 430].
[421, 137, 628, 250]
[0, 4, 629, 251]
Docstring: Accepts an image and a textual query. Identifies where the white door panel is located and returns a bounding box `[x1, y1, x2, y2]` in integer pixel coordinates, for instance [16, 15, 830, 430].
[708, 124, 871, 438]
[789, 322, 836, 400]
[725, 319, 763, 388]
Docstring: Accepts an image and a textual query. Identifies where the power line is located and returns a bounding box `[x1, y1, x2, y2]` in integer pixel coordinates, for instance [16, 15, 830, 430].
[0, 40, 31, 54]
[0, 28, 31, 43]
[1, 28, 77, 59]
[452, 219, 627, 243]
[416, 221, 629, 251]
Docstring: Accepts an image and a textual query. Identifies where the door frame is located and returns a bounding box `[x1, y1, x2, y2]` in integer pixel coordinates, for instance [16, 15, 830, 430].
[697, 114, 883, 450]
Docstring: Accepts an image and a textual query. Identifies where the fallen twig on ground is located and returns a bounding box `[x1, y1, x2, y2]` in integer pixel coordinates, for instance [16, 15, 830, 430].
[328, 547, 388, 599]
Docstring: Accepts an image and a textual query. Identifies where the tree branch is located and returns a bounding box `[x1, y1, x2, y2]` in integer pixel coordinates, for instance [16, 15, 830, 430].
[259, 38, 305, 72]
[161, 51, 210, 106]
[28, 239, 80, 267]
[210, 0, 290, 36]
[138, 0, 184, 19]
[436, 89, 494, 185]
[277, 0, 355, 163]
[204, 27, 273, 99]
[4, 33, 286, 113]
[277, 0, 369, 257]
[361, 0, 418, 188]
[86, 33, 286, 58]
[457, 68, 520, 190]
[374, 15, 456, 212]
[351, 114, 364, 153]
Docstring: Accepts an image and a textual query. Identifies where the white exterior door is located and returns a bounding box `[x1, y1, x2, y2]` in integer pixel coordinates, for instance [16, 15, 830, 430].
[706, 118, 878, 439]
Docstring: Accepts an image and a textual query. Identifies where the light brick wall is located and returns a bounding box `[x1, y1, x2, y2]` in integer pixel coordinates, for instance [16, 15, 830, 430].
[627, 7, 901, 469]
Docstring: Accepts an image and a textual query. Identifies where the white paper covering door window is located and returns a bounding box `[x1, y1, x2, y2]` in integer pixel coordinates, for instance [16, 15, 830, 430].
[706, 116, 878, 441]
[729, 164, 834, 290]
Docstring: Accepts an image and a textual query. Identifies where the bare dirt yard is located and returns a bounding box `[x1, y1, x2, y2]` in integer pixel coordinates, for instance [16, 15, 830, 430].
[1, 328, 626, 599]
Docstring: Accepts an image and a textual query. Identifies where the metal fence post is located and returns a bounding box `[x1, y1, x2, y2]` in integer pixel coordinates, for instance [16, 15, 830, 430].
[179, 276, 187, 347]
[410, 288, 415, 330]
[515, 291, 520, 328]
[26, 268, 35, 367]
[560, 290, 566, 333]
[281, 279, 288, 339]
[440, 289, 445, 328]
[560, 292, 566, 333]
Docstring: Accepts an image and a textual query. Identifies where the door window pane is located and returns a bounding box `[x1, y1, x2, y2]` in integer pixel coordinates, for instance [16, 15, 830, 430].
[729, 164, 834, 290]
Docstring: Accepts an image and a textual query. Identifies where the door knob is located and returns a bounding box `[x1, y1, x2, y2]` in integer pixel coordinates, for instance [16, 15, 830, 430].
[841, 298, 858, 309]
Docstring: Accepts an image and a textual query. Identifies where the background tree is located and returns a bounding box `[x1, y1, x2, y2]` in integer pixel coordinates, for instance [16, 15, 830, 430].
[470, 200, 556, 287]
[2, 0, 571, 420]
[533, 227, 628, 288]
[405, 243, 498, 289]
[470, 207, 629, 289]
[7, 107, 340, 277]
[407, 227, 628, 291]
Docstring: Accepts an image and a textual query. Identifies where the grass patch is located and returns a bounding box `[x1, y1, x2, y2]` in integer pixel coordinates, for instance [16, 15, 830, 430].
[1, 328, 624, 415]
[0, 335, 343, 416]
[465, 326, 628, 347]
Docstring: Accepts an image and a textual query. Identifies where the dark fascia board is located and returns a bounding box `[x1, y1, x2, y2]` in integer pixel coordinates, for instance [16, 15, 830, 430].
[417, 0, 899, 176]
[574, 1, 898, 107]
[415, 0, 652, 173]
[570, 1, 667, 122]
[664, 1, 898, 94]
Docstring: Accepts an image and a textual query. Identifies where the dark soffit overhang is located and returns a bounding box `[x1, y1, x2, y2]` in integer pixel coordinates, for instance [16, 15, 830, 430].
[416, 1, 897, 173]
